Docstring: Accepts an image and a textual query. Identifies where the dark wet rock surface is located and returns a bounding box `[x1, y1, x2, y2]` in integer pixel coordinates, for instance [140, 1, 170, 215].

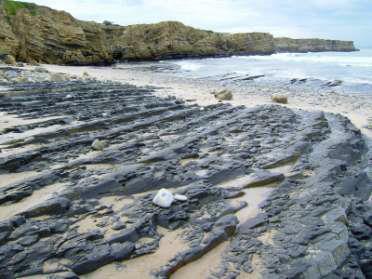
[0, 79, 370, 278]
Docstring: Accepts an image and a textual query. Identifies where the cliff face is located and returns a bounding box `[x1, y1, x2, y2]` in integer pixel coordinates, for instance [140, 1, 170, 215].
[274, 37, 357, 53]
[0, 0, 112, 65]
[0, 1, 20, 56]
[0, 0, 358, 65]
[103, 22, 274, 61]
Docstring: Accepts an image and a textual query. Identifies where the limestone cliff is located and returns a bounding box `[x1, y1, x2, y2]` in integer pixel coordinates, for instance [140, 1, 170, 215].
[274, 37, 357, 53]
[103, 22, 274, 61]
[0, 0, 112, 65]
[0, 0, 358, 65]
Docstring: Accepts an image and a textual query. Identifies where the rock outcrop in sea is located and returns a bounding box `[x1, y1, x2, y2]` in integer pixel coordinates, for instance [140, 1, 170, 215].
[0, 0, 357, 65]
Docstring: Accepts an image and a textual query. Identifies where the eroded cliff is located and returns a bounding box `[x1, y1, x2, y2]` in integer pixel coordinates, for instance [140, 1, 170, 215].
[275, 37, 357, 53]
[103, 22, 275, 61]
[0, 0, 358, 65]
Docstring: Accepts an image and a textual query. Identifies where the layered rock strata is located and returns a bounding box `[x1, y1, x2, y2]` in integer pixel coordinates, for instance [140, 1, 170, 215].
[275, 37, 358, 53]
[0, 69, 370, 278]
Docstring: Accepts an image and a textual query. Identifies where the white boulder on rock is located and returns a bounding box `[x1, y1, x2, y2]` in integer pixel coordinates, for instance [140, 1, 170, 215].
[153, 189, 175, 208]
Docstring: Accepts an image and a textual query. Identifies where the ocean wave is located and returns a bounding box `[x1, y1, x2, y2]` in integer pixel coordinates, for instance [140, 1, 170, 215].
[238, 52, 372, 68]
[343, 77, 372, 85]
[174, 61, 203, 71]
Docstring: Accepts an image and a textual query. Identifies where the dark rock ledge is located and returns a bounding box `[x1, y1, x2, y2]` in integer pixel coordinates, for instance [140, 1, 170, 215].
[0, 77, 370, 279]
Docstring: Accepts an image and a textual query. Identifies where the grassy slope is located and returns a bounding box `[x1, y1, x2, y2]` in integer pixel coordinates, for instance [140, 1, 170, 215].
[3, 0, 37, 16]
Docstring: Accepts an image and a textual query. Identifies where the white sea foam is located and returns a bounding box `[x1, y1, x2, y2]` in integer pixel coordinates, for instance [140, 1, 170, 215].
[164, 49, 372, 91]
[0, 86, 10, 93]
[239, 52, 372, 68]
[343, 77, 372, 85]
[175, 61, 203, 71]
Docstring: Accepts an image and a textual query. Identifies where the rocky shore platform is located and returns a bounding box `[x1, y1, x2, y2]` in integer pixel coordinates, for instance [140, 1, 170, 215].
[0, 67, 371, 278]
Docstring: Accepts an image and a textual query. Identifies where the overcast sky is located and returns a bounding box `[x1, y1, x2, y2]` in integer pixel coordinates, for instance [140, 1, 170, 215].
[23, 0, 372, 48]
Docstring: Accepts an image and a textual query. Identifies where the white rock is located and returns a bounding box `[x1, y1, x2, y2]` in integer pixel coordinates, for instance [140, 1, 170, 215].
[91, 139, 108, 151]
[152, 188, 174, 208]
[174, 194, 188, 202]
[65, 94, 73, 99]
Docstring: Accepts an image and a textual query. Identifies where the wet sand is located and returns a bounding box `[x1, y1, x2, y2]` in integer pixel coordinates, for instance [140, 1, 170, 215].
[0, 112, 64, 132]
[0, 182, 66, 221]
[172, 241, 229, 278]
[0, 112, 70, 145]
[83, 227, 189, 279]
[0, 171, 39, 189]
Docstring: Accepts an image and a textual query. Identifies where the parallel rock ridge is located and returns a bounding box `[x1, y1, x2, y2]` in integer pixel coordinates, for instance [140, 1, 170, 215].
[0, 0, 357, 65]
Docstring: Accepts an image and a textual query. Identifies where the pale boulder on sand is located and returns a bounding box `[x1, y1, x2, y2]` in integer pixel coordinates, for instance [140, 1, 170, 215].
[213, 89, 233, 101]
[271, 94, 288, 104]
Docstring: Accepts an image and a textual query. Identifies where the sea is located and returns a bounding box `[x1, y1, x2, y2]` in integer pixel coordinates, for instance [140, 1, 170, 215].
[119, 49, 372, 95]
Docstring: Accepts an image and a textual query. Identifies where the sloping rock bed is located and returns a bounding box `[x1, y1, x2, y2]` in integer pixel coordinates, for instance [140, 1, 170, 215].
[0, 80, 370, 278]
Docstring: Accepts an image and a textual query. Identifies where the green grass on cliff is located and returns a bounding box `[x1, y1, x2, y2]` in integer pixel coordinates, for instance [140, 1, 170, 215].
[4, 0, 37, 16]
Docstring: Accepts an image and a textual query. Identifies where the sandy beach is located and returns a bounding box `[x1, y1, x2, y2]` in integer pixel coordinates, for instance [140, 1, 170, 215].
[40, 64, 372, 140]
